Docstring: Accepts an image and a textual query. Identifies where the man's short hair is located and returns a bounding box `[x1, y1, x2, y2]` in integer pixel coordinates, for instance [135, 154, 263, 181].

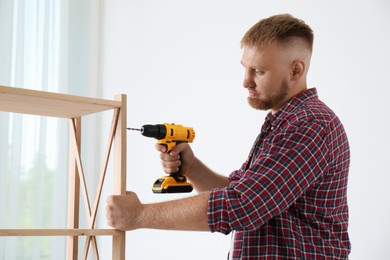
[241, 14, 314, 51]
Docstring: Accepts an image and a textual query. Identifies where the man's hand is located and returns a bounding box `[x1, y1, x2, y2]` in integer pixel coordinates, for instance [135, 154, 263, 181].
[106, 191, 143, 231]
[156, 142, 195, 177]
[156, 142, 230, 192]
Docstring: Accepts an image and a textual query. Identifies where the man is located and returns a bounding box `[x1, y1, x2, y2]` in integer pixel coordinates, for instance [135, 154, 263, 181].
[106, 14, 351, 259]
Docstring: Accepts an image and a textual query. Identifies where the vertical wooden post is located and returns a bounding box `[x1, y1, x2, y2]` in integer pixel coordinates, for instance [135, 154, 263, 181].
[112, 94, 126, 260]
[67, 117, 81, 260]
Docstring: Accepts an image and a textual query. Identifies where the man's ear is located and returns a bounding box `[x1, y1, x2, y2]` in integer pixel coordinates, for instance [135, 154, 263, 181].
[290, 60, 305, 80]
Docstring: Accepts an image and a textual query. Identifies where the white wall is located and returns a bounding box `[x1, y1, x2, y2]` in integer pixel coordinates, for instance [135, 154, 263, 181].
[98, 0, 390, 259]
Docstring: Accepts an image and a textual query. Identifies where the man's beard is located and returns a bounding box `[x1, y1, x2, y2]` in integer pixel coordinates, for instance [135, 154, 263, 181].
[247, 79, 289, 111]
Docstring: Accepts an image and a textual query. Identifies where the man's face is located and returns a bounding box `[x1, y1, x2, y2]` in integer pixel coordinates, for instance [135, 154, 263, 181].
[241, 43, 291, 113]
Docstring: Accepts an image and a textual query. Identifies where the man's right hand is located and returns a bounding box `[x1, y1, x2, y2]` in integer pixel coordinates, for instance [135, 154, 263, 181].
[156, 142, 230, 193]
[155, 142, 195, 178]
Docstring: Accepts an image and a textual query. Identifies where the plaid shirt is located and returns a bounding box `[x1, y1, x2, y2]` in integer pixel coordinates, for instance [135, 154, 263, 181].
[208, 88, 350, 259]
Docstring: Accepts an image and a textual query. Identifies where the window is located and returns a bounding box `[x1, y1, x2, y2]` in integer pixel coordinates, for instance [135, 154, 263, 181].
[0, 1, 100, 259]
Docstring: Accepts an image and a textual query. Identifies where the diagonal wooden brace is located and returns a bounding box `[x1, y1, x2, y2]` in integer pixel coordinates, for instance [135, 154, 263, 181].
[81, 108, 120, 259]
[69, 118, 99, 259]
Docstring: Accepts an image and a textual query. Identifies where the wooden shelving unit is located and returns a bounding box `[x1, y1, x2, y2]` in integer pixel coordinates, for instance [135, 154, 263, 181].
[0, 85, 127, 260]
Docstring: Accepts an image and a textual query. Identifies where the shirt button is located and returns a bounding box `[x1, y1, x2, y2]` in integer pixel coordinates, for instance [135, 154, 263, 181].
[271, 126, 274, 130]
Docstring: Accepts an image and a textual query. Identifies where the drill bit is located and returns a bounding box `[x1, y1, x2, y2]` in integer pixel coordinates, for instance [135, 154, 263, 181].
[127, 127, 142, 132]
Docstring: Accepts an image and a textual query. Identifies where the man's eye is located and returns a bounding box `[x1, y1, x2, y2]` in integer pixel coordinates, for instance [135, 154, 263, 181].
[255, 69, 264, 76]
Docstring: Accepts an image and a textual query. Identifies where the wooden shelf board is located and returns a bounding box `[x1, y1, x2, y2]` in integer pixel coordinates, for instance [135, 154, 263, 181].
[0, 85, 122, 118]
[0, 229, 121, 237]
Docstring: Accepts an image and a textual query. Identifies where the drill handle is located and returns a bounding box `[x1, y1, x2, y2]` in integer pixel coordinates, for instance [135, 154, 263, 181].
[170, 171, 188, 183]
[171, 153, 189, 183]
[158, 140, 187, 183]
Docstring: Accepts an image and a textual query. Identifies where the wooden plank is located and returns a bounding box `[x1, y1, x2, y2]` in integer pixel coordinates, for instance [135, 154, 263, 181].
[69, 118, 93, 220]
[0, 229, 120, 237]
[113, 95, 127, 196]
[113, 234, 126, 260]
[0, 85, 121, 118]
[67, 117, 81, 260]
[112, 94, 127, 260]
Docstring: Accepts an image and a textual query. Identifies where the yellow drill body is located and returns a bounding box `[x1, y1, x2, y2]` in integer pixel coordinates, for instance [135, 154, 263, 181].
[128, 123, 195, 193]
[157, 123, 195, 153]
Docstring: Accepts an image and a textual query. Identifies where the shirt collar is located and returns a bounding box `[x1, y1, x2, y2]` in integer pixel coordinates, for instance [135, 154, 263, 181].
[265, 88, 318, 125]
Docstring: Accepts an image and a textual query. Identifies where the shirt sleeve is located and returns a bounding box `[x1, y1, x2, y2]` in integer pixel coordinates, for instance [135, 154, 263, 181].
[207, 120, 330, 234]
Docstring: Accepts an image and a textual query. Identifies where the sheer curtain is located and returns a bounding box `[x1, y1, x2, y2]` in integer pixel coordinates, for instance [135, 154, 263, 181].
[0, 1, 101, 259]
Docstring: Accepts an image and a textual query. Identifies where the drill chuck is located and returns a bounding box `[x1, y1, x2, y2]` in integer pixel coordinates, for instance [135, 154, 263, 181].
[140, 124, 167, 139]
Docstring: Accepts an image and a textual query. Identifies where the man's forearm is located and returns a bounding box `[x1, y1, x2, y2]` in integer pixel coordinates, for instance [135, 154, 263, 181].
[138, 192, 211, 231]
[188, 158, 230, 192]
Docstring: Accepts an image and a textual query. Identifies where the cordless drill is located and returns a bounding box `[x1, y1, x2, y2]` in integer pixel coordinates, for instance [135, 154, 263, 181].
[127, 123, 195, 193]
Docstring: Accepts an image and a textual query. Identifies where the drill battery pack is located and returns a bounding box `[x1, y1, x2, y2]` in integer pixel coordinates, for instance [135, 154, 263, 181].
[152, 176, 193, 193]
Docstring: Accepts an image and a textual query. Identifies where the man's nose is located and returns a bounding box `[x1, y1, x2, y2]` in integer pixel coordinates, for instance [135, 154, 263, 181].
[242, 70, 254, 89]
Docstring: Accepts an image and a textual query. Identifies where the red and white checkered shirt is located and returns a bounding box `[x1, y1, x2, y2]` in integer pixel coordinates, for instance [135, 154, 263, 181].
[208, 88, 351, 259]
